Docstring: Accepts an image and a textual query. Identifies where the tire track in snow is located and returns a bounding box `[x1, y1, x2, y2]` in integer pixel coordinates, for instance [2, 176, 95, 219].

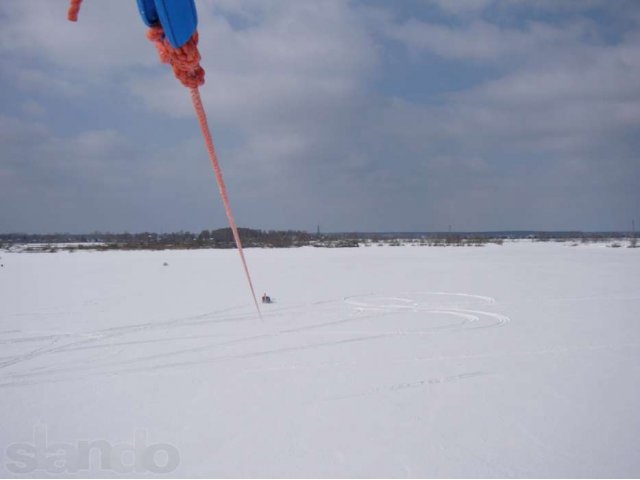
[0, 292, 510, 388]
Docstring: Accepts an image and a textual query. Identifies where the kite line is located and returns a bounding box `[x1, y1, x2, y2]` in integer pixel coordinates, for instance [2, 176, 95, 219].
[68, 0, 262, 317]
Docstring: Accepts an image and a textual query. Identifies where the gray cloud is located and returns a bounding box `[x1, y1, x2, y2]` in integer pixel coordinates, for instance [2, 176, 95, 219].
[0, 0, 638, 232]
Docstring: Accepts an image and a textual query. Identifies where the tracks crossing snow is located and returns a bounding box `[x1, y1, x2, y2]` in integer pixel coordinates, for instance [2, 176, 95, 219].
[0, 292, 510, 388]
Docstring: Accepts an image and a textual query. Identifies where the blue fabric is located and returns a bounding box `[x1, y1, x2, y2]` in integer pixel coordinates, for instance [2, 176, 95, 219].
[136, 0, 158, 27]
[137, 0, 198, 48]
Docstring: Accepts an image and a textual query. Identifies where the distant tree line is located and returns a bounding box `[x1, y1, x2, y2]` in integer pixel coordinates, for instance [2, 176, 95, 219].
[0, 229, 636, 252]
[0, 229, 314, 251]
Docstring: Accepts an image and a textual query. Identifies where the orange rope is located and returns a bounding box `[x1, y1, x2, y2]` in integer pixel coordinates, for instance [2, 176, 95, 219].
[66, 6, 261, 316]
[67, 0, 83, 22]
[145, 26, 261, 316]
[146, 26, 205, 88]
[190, 88, 262, 317]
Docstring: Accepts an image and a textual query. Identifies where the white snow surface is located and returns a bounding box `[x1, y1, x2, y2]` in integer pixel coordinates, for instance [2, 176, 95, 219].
[0, 243, 639, 477]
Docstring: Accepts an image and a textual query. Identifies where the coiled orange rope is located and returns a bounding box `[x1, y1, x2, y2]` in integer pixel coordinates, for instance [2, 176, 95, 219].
[67, 1, 261, 316]
[146, 26, 205, 88]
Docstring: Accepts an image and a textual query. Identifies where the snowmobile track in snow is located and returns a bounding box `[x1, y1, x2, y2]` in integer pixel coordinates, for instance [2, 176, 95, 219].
[0, 292, 510, 388]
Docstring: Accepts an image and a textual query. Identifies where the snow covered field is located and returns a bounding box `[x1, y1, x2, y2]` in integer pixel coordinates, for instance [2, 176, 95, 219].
[0, 242, 639, 477]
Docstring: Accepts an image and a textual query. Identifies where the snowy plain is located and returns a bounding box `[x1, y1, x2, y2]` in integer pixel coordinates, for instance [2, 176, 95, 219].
[0, 242, 639, 477]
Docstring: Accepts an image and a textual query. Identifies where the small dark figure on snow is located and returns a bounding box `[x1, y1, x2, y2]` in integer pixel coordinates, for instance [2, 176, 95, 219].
[261, 293, 271, 304]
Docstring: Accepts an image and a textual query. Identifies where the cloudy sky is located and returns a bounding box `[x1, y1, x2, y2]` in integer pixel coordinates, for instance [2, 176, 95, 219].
[1, 0, 639, 233]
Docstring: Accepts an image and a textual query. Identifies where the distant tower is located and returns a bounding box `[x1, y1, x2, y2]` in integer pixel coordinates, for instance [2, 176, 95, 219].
[317, 224, 321, 236]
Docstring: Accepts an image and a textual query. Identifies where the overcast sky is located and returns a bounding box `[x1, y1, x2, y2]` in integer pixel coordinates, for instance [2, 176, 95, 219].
[1, 0, 639, 233]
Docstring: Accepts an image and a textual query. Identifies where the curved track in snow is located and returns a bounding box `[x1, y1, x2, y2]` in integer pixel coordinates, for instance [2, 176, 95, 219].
[0, 292, 510, 388]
